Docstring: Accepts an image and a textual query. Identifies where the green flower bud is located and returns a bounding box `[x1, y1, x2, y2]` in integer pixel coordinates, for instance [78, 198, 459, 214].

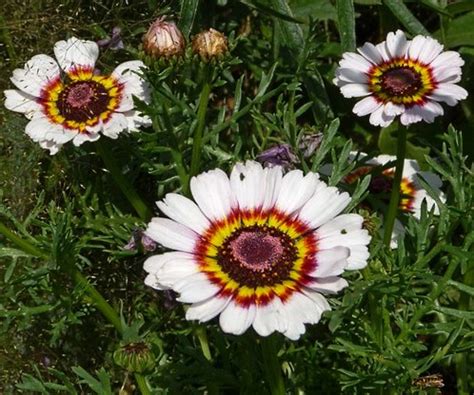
[113, 341, 155, 373]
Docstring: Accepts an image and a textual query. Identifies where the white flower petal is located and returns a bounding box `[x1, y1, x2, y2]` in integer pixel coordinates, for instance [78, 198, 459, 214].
[353, 96, 382, 116]
[190, 168, 235, 221]
[275, 170, 319, 215]
[386, 30, 408, 58]
[157, 193, 211, 234]
[281, 292, 327, 340]
[54, 37, 99, 72]
[4, 89, 42, 119]
[72, 132, 100, 146]
[369, 105, 395, 127]
[431, 51, 464, 69]
[144, 251, 197, 274]
[102, 112, 129, 138]
[408, 35, 426, 61]
[375, 42, 390, 62]
[25, 115, 76, 144]
[123, 110, 152, 131]
[144, 273, 170, 290]
[357, 42, 383, 64]
[315, 214, 370, 270]
[10, 54, 60, 97]
[219, 302, 256, 336]
[252, 297, 287, 337]
[311, 246, 350, 277]
[174, 272, 221, 303]
[335, 68, 369, 84]
[305, 277, 349, 294]
[429, 84, 468, 106]
[433, 66, 462, 84]
[384, 102, 405, 116]
[186, 295, 232, 322]
[230, 161, 266, 211]
[340, 52, 372, 73]
[145, 217, 198, 252]
[39, 140, 62, 155]
[298, 182, 351, 229]
[112, 60, 150, 105]
[417, 37, 444, 64]
[340, 83, 371, 98]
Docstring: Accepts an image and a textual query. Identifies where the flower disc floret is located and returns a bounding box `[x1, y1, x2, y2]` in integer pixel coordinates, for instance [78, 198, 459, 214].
[143, 161, 371, 340]
[334, 30, 468, 127]
[4, 37, 151, 154]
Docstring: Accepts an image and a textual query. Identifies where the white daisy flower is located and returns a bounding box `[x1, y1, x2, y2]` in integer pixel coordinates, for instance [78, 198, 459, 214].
[344, 153, 445, 247]
[4, 37, 151, 154]
[143, 161, 371, 340]
[334, 30, 468, 127]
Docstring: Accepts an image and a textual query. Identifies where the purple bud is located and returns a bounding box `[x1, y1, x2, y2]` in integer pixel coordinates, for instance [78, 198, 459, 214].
[123, 236, 137, 251]
[299, 133, 323, 158]
[162, 290, 179, 310]
[97, 27, 124, 51]
[141, 234, 157, 252]
[256, 144, 298, 170]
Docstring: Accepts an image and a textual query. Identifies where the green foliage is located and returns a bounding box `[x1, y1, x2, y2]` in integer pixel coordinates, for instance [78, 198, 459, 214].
[0, 0, 473, 394]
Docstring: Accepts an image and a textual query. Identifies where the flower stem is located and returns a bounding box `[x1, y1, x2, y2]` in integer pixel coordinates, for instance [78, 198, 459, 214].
[261, 336, 285, 395]
[135, 373, 151, 395]
[95, 139, 152, 221]
[195, 326, 213, 361]
[190, 67, 212, 178]
[383, 126, 407, 246]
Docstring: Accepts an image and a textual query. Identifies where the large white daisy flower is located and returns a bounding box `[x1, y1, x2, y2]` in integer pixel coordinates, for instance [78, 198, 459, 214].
[334, 30, 468, 127]
[143, 161, 371, 340]
[344, 153, 445, 247]
[4, 37, 151, 154]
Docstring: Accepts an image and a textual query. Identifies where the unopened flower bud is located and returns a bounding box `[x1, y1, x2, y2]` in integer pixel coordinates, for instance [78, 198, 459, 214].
[114, 341, 155, 373]
[192, 28, 228, 60]
[143, 17, 185, 58]
[256, 144, 298, 170]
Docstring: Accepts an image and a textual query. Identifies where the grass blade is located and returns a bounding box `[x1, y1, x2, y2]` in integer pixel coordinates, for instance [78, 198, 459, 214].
[383, 0, 429, 36]
[179, 0, 200, 38]
[336, 0, 356, 51]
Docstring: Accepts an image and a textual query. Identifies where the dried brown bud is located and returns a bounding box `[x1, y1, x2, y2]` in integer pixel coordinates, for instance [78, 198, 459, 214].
[192, 28, 228, 60]
[143, 17, 185, 58]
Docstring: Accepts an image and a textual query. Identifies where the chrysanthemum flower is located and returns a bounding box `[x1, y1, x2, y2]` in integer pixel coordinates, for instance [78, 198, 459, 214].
[143, 161, 371, 340]
[344, 153, 444, 247]
[334, 30, 468, 127]
[4, 37, 151, 154]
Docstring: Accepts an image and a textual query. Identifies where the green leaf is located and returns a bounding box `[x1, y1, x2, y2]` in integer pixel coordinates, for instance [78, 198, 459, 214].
[383, 0, 429, 36]
[291, 0, 337, 21]
[448, 280, 474, 296]
[435, 307, 474, 320]
[447, 1, 474, 15]
[179, 0, 200, 38]
[336, 0, 356, 52]
[0, 246, 33, 258]
[435, 12, 474, 47]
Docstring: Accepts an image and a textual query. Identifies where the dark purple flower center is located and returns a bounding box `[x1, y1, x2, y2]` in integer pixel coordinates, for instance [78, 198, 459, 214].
[369, 174, 393, 195]
[57, 81, 111, 123]
[218, 225, 296, 287]
[230, 231, 284, 271]
[381, 67, 421, 96]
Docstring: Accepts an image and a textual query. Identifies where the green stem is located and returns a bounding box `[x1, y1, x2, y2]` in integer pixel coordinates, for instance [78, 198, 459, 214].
[95, 139, 152, 221]
[135, 373, 151, 395]
[190, 69, 212, 178]
[383, 126, 407, 246]
[195, 326, 213, 361]
[261, 336, 285, 395]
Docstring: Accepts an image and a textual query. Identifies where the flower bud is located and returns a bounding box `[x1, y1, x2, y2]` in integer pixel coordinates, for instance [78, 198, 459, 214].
[143, 17, 185, 58]
[113, 341, 155, 373]
[192, 28, 228, 60]
[256, 144, 298, 170]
